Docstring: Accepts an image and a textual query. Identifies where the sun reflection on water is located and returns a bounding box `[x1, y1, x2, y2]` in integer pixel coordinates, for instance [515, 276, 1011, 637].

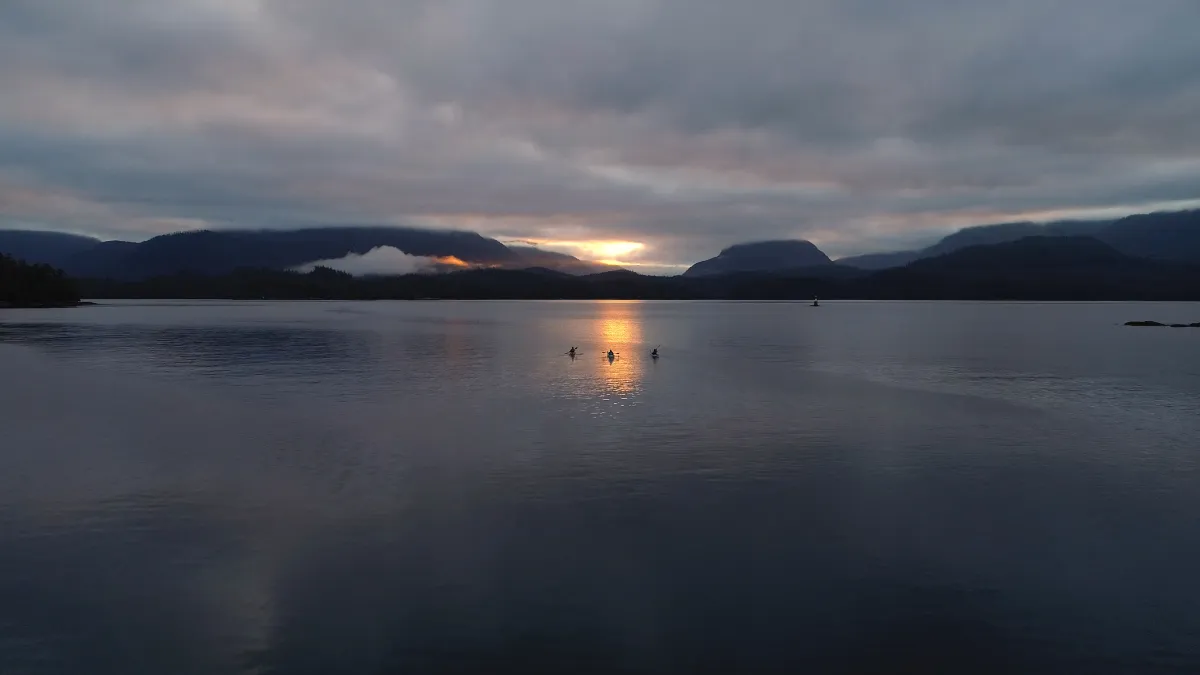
[593, 301, 645, 398]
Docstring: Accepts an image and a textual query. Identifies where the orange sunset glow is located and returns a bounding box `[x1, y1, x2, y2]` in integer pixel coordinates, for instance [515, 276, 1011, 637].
[526, 239, 646, 264]
[434, 255, 469, 267]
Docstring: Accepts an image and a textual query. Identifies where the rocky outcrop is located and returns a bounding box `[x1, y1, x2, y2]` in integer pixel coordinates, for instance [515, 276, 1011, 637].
[1125, 321, 1200, 327]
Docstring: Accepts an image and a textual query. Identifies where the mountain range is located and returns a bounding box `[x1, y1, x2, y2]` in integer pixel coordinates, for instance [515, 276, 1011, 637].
[856, 235, 1200, 300]
[0, 227, 602, 280]
[833, 220, 1112, 270]
[1, 208, 1199, 300]
[75, 235, 1200, 301]
[835, 211, 1199, 269]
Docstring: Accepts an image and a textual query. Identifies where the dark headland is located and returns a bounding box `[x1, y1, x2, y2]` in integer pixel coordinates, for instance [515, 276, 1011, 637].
[0, 253, 83, 308]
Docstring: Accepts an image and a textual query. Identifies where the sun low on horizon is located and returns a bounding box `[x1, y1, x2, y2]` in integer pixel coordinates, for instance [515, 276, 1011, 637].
[521, 239, 653, 268]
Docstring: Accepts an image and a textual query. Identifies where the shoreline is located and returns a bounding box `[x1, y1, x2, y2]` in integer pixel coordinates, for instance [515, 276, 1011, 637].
[70, 295, 1200, 303]
[0, 301, 95, 309]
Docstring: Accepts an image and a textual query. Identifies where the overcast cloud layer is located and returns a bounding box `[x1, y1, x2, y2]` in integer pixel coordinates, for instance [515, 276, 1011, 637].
[2, 0, 1199, 268]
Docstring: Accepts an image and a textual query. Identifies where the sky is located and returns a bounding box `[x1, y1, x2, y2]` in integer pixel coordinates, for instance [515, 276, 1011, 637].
[2, 0, 1199, 272]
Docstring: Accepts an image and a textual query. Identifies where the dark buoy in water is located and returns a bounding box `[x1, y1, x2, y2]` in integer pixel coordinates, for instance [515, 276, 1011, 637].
[651, 347, 659, 359]
[811, 296, 820, 307]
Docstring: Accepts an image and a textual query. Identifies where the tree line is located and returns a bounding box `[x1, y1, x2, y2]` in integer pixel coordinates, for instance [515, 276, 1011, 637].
[0, 253, 81, 307]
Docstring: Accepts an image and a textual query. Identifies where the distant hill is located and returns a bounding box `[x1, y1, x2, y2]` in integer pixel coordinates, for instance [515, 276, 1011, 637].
[922, 222, 1047, 258]
[51, 227, 521, 280]
[831, 249, 923, 270]
[1096, 210, 1200, 263]
[684, 240, 833, 277]
[838, 210, 1200, 270]
[36, 228, 615, 280]
[837, 220, 1111, 270]
[0, 253, 80, 307]
[0, 231, 102, 268]
[62, 241, 139, 278]
[922, 220, 1109, 257]
[857, 236, 1200, 300]
[907, 235, 1131, 271]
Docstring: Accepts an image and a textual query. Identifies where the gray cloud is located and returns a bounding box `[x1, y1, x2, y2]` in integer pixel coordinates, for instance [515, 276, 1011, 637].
[1, 0, 1198, 264]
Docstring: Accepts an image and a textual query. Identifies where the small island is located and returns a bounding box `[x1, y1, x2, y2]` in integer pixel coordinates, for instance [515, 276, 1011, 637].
[1125, 321, 1200, 328]
[0, 253, 83, 308]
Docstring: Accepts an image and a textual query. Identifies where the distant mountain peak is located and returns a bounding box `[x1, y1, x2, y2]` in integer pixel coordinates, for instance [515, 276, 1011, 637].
[717, 240, 826, 256]
[684, 239, 832, 277]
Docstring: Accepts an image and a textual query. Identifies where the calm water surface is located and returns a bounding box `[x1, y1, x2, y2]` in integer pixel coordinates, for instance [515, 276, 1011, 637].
[1, 300, 1199, 674]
